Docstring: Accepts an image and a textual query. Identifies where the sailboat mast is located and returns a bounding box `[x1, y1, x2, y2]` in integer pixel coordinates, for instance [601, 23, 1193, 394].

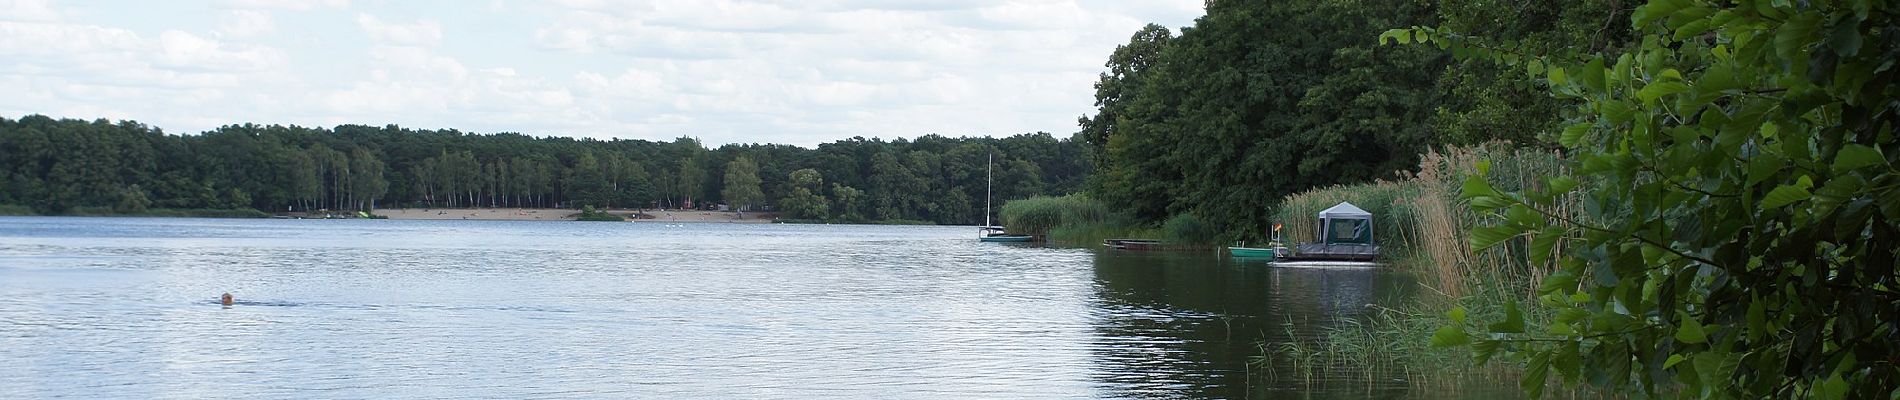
[985, 152, 993, 228]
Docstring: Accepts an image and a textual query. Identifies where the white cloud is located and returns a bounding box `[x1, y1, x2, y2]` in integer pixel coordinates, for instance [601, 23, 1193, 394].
[155, 30, 284, 71]
[0, 0, 60, 21]
[1, 0, 1206, 147]
[355, 14, 442, 46]
[216, 10, 275, 38]
[216, 0, 348, 11]
[0, 2, 300, 135]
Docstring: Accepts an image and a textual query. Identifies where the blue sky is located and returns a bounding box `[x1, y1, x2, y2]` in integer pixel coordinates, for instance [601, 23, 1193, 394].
[0, 0, 1203, 146]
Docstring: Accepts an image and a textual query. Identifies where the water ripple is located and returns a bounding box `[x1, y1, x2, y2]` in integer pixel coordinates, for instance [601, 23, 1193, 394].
[0, 217, 1430, 399]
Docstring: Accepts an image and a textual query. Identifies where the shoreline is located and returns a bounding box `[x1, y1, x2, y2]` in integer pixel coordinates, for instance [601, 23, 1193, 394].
[371, 208, 777, 223]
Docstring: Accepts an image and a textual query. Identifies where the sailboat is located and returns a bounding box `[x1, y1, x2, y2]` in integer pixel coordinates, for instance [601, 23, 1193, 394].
[979, 152, 1034, 243]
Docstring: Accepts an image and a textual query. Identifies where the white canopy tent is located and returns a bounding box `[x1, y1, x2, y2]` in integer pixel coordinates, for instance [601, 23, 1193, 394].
[1316, 202, 1374, 245]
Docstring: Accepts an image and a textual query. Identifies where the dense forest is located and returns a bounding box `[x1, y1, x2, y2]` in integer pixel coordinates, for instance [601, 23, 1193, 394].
[0, 115, 1085, 224]
[1078, 0, 1631, 237]
[1072, 0, 1898, 397]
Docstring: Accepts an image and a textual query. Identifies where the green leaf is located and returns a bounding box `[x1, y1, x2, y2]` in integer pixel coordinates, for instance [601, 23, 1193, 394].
[1522, 352, 1551, 399]
[1504, 204, 1541, 228]
[1489, 301, 1526, 333]
[1472, 340, 1502, 364]
[1431, 324, 1471, 347]
[1760, 182, 1813, 210]
[1547, 321, 1576, 335]
[1580, 57, 1607, 93]
[1539, 271, 1579, 295]
[1636, 81, 1690, 105]
[1471, 225, 1520, 251]
[1559, 123, 1591, 148]
[1447, 306, 1467, 324]
[1676, 313, 1708, 344]
[1547, 176, 1579, 194]
[1378, 28, 1411, 45]
[1699, 63, 1743, 93]
[1673, 19, 1714, 41]
[1554, 343, 1582, 385]
[1774, 13, 1823, 59]
[1470, 196, 1514, 212]
[1815, 374, 1849, 400]
[1599, 101, 1634, 123]
[1812, 175, 1865, 215]
[1829, 19, 1862, 58]
[1461, 175, 1500, 199]
[1746, 300, 1767, 341]
[1529, 226, 1563, 267]
[1665, 354, 1687, 369]
[1555, 308, 1588, 324]
[1747, 154, 1784, 187]
[1833, 144, 1884, 173]
[1634, 0, 1690, 26]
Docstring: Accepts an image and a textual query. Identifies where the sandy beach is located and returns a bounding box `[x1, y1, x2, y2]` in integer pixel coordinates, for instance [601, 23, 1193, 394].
[373, 208, 777, 223]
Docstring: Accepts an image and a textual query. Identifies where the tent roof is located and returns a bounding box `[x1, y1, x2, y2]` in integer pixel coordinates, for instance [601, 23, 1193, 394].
[1318, 202, 1372, 219]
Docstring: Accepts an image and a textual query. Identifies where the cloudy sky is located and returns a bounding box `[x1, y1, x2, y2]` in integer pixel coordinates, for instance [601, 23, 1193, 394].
[0, 0, 1202, 147]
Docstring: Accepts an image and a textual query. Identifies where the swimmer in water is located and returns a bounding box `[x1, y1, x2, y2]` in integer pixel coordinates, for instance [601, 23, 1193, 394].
[221, 293, 233, 306]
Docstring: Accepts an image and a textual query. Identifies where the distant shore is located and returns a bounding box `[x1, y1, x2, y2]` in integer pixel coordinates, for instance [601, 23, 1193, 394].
[372, 208, 776, 223]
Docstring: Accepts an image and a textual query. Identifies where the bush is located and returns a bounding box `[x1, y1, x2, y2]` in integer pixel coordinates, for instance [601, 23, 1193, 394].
[575, 205, 624, 221]
[1161, 214, 1218, 245]
[0, 204, 36, 216]
[998, 194, 1111, 235]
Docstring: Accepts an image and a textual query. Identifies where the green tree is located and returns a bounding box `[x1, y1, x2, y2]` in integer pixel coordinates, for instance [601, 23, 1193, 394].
[867, 152, 925, 220]
[676, 156, 704, 208]
[778, 168, 829, 220]
[1079, 24, 1173, 171]
[567, 152, 610, 208]
[288, 149, 319, 211]
[348, 147, 386, 211]
[1083, 0, 1446, 233]
[721, 156, 763, 212]
[1394, 0, 1900, 397]
[113, 184, 150, 213]
[830, 183, 865, 222]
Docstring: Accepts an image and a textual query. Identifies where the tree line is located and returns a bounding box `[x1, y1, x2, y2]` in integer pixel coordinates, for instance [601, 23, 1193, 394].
[1078, 0, 1630, 238]
[0, 115, 1085, 224]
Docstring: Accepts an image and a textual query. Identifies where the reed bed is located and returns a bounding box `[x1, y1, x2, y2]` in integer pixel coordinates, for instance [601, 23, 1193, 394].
[1254, 142, 1581, 391]
[1000, 194, 1158, 245]
[1268, 142, 1573, 297]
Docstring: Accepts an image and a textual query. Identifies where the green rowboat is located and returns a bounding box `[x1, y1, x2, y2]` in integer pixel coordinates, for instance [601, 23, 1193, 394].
[1228, 246, 1278, 259]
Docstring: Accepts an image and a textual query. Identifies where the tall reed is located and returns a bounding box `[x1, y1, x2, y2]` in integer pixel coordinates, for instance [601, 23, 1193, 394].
[1268, 142, 1574, 297]
[998, 194, 1131, 242]
[1254, 142, 1584, 392]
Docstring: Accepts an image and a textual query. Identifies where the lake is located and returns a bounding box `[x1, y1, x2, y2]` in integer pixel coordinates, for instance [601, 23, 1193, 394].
[0, 217, 1508, 398]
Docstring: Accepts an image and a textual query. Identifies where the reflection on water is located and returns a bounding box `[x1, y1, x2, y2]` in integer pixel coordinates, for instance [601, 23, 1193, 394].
[0, 217, 1503, 399]
[1088, 251, 1419, 399]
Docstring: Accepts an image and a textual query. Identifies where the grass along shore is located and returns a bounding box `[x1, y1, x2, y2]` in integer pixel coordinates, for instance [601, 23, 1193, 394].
[997, 194, 1221, 248]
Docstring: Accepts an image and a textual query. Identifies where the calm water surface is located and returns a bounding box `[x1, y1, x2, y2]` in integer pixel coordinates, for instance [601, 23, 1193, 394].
[0, 217, 1510, 398]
